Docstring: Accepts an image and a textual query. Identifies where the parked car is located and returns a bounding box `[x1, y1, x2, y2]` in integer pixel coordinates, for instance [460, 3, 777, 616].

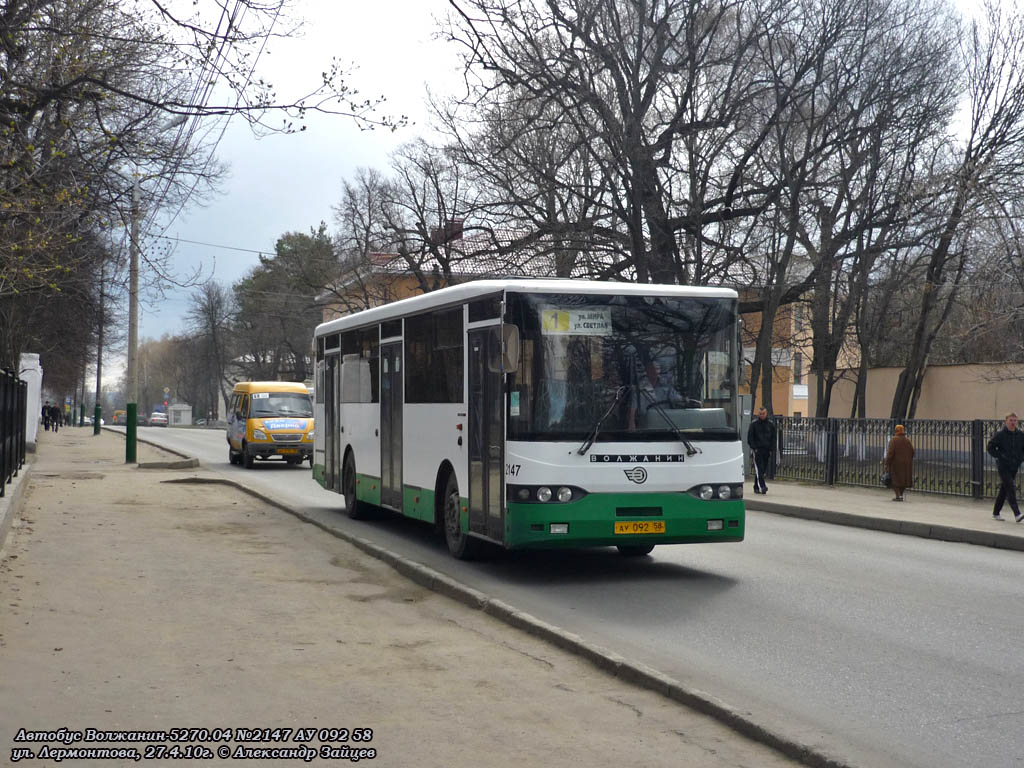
[149, 412, 168, 427]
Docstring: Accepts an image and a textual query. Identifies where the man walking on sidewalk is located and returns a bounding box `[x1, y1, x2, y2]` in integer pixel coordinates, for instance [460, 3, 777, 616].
[748, 407, 777, 495]
[987, 412, 1024, 522]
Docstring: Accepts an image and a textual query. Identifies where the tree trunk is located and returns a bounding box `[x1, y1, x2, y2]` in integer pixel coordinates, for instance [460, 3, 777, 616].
[852, 354, 868, 419]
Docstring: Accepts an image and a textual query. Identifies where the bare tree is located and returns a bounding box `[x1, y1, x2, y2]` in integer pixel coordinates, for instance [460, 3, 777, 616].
[186, 281, 235, 417]
[445, 0, 782, 282]
[889, 0, 1024, 419]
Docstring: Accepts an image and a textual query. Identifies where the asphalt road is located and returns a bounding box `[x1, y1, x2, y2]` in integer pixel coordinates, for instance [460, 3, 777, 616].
[124, 426, 1024, 768]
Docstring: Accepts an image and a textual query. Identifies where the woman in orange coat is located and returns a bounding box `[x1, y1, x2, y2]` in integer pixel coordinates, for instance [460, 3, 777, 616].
[885, 425, 915, 501]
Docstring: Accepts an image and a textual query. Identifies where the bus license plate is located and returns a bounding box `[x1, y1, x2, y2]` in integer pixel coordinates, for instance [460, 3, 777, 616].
[277, 447, 299, 455]
[614, 521, 665, 535]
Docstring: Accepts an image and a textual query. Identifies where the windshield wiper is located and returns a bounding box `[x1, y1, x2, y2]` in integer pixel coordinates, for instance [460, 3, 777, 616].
[637, 388, 700, 457]
[576, 385, 630, 456]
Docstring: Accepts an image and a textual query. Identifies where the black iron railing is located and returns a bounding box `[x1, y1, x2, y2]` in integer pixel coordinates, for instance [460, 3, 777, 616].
[763, 417, 1014, 500]
[0, 368, 27, 497]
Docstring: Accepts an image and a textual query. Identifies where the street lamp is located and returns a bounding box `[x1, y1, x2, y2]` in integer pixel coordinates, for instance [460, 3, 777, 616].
[125, 114, 187, 463]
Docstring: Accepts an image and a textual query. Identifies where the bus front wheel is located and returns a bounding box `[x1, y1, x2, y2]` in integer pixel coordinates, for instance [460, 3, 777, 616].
[343, 453, 368, 520]
[442, 473, 479, 560]
[617, 544, 655, 557]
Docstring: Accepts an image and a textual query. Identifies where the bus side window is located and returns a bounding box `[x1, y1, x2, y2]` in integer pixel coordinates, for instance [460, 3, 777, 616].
[238, 395, 249, 420]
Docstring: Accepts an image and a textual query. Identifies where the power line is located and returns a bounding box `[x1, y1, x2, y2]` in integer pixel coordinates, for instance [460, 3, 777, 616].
[137, 1, 247, 237]
[147, 1, 283, 239]
[154, 234, 267, 255]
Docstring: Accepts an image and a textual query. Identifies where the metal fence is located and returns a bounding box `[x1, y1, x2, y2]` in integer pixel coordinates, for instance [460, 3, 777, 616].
[0, 367, 27, 497]
[766, 416, 1012, 499]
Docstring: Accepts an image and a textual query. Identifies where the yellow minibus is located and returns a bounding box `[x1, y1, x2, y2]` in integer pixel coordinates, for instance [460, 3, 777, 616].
[226, 381, 314, 468]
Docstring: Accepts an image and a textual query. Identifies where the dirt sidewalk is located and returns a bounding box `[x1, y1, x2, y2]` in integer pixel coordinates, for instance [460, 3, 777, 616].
[0, 429, 800, 767]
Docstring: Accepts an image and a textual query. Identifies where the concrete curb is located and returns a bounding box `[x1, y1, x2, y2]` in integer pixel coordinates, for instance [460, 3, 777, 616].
[138, 458, 200, 470]
[101, 426, 195, 462]
[0, 458, 33, 556]
[746, 499, 1024, 552]
[169, 474, 853, 768]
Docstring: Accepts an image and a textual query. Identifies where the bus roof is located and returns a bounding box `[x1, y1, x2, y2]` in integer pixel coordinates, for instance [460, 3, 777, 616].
[315, 279, 737, 337]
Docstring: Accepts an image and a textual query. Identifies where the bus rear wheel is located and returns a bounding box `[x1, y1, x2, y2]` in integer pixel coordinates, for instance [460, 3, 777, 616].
[442, 472, 480, 560]
[617, 544, 655, 557]
[343, 453, 368, 520]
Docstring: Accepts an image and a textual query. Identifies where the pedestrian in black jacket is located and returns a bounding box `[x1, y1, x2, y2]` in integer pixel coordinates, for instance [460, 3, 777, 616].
[988, 412, 1024, 522]
[747, 407, 777, 494]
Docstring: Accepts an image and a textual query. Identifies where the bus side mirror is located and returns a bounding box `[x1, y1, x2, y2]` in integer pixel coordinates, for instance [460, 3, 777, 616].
[501, 324, 520, 372]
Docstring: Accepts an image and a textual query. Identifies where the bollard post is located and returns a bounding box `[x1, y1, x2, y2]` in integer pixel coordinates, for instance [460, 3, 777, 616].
[971, 419, 985, 499]
[126, 403, 137, 464]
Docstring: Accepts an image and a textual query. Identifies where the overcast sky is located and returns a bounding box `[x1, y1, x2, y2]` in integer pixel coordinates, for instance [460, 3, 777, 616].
[131, 0, 462, 347]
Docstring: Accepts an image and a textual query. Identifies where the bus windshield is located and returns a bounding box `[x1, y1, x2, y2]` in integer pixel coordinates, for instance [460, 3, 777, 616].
[506, 292, 738, 442]
[249, 392, 313, 418]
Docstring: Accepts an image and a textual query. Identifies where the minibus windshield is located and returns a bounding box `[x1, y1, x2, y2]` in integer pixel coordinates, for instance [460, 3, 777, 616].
[250, 392, 313, 418]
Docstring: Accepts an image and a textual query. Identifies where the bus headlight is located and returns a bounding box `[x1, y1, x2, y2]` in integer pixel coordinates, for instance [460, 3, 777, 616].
[252, 429, 268, 441]
[537, 486, 552, 502]
[699, 485, 714, 500]
[718, 485, 732, 500]
[556, 487, 573, 503]
[517, 488, 531, 501]
[306, 430, 314, 441]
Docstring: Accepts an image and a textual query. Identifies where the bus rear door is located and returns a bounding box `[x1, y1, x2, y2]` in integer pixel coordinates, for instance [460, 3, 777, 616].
[380, 342, 403, 510]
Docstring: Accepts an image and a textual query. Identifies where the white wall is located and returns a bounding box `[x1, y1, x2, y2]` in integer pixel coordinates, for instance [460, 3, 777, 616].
[19, 353, 42, 450]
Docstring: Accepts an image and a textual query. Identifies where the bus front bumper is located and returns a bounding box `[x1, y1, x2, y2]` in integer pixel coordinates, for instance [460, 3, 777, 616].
[504, 492, 744, 549]
[246, 441, 312, 460]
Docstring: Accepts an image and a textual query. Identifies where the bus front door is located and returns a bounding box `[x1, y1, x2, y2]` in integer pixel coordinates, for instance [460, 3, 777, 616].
[380, 342, 403, 510]
[468, 327, 504, 541]
[324, 357, 336, 490]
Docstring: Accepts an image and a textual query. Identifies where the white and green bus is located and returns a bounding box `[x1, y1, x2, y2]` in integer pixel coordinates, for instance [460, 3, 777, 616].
[312, 279, 744, 559]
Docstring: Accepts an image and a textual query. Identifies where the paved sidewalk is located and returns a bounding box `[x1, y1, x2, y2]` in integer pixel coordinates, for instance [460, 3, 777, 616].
[0, 428, 806, 768]
[745, 477, 1024, 550]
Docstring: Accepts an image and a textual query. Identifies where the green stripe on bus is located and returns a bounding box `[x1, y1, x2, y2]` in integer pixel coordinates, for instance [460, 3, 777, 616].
[505, 492, 744, 549]
[312, 463, 326, 488]
[402, 485, 436, 523]
[356, 473, 381, 506]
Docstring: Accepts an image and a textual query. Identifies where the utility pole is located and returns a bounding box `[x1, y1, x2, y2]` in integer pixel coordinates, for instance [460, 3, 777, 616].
[126, 181, 139, 461]
[124, 114, 185, 463]
[94, 261, 104, 435]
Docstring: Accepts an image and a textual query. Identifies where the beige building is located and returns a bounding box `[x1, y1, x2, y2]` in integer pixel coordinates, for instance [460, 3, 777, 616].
[739, 300, 813, 417]
[809, 364, 1024, 420]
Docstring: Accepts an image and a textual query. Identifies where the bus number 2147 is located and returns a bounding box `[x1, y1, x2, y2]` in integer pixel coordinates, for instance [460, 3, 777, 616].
[505, 464, 521, 477]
